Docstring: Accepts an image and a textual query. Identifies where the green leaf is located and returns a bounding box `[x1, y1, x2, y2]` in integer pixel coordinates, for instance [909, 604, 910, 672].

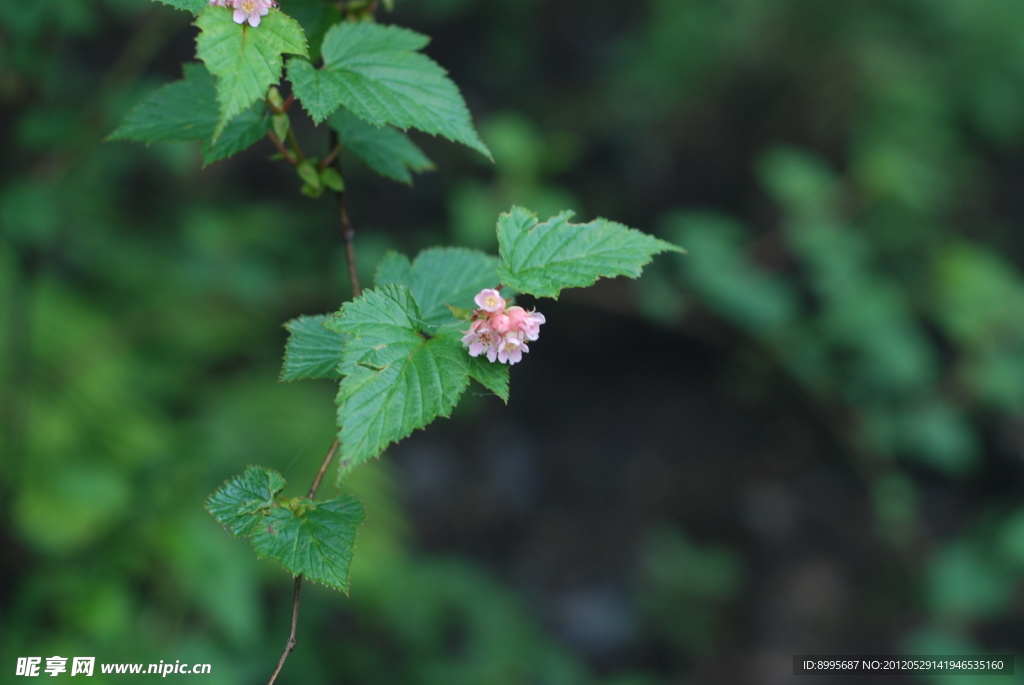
[280, 315, 346, 381]
[195, 7, 308, 139]
[373, 250, 412, 286]
[272, 112, 290, 142]
[108, 63, 218, 144]
[328, 108, 434, 184]
[320, 167, 345, 192]
[286, 22, 490, 158]
[284, 58, 339, 124]
[108, 63, 269, 163]
[297, 159, 321, 189]
[467, 355, 510, 402]
[205, 466, 365, 592]
[325, 283, 424, 374]
[327, 284, 472, 477]
[205, 465, 284, 537]
[446, 304, 474, 320]
[154, 0, 207, 13]
[496, 206, 685, 299]
[201, 105, 270, 164]
[373, 247, 499, 326]
[300, 183, 324, 199]
[249, 495, 365, 591]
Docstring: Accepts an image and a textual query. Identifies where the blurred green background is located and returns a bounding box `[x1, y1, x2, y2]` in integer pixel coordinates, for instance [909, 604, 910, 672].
[4, 0, 1024, 682]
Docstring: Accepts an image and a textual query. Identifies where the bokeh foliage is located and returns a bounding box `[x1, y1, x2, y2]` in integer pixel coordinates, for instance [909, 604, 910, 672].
[4, 0, 1024, 681]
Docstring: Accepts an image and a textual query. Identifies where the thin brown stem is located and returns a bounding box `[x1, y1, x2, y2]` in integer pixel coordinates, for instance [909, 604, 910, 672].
[265, 437, 339, 685]
[330, 129, 361, 297]
[319, 144, 342, 172]
[285, 126, 307, 164]
[266, 575, 303, 685]
[340, 199, 360, 297]
[266, 93, 294, 116]
[266, 130, 297, 166]
[265, 93, 305, 165]
[265, 124, 358, 685]
[308, 438, 339, 499]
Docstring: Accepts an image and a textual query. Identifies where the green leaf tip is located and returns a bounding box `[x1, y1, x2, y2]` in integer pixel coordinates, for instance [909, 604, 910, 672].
[205, 466, 365, 592]
[446, 303, 475, 320]
[467, 355, 510, 403]
[495, 206, 685, 299]
[108, 62, 270, 165]
[107, 63, 219, 144]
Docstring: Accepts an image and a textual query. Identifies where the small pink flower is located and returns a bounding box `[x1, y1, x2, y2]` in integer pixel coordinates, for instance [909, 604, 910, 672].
[231, 0, 275, 27]
[462, 287, 544, 365]
[506, 306, 545, 341]
[497, 332, 528, 365]
[462, 321, 502, 361]
[209, 0, 229, 6]
[489, 311, 511, 334]
[474, 289, 506, 313]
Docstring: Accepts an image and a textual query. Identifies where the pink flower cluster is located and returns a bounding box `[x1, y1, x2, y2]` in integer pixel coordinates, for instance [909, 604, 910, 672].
[209, 0, 277, 27]
[461, 289, 545, 365]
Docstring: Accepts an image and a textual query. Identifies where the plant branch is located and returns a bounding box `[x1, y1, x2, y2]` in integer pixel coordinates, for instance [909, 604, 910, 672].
[265, 91, 294, 116]
[266, 575, 303, 685]
[285, 126, 307, 164]
[266, 130, 297, 166]
[265, 437, 340, 685]
[319, 143, 342, 172]
[330, 129, 361, 297]
[265, 123, 358, 685]
[308, 438, 339, 499]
